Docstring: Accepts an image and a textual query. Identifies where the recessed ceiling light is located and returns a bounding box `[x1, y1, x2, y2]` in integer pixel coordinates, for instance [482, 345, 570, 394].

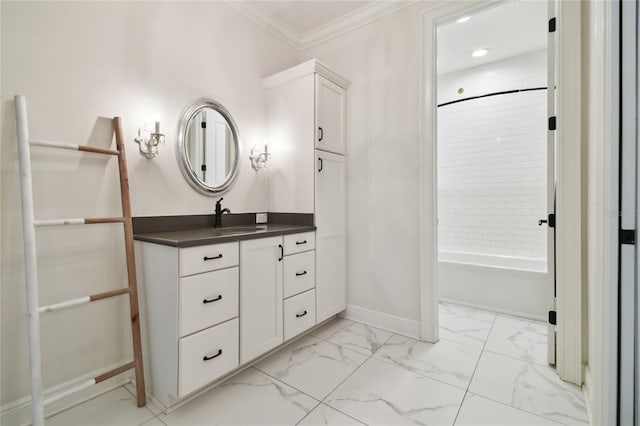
[471, 48, 490, 58]
[456, 16, 471, 23]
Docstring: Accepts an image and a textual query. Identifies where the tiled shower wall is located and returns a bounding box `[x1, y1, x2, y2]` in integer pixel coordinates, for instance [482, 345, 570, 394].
[437, 50, 547, 261]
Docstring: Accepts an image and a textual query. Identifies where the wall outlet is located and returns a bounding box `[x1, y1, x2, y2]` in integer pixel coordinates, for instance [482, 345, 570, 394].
[256, 213, 268, 224]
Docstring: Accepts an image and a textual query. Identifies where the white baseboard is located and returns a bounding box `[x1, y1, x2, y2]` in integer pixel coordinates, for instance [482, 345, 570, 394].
[439, 297, 547, 323]
[1, 362, 132, 426]
[341, 304, 421, 339]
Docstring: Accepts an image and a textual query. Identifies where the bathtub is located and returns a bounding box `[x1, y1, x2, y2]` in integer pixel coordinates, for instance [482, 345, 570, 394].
[438, 250, 548, 321]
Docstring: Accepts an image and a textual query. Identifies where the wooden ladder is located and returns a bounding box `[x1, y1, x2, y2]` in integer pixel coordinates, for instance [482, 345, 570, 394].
[14, 95, 146, 426]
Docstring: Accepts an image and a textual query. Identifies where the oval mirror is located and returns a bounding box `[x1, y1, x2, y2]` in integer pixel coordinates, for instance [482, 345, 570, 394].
[177, 98, 240, 195]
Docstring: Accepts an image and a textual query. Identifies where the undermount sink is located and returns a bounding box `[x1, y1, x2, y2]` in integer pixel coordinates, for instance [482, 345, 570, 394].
[217, 225, 267, 234]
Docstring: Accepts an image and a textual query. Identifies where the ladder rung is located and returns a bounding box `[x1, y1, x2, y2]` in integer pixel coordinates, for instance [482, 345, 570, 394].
[34, 217, 125, 227]
[95, 361, 136, 384]
[39, 288, 130, 314]
[43, 361, 136, 406]
[30, 139, 119, 156]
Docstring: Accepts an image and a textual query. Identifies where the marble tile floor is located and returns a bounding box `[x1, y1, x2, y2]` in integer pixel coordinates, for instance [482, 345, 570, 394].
[45, 303, 589, 426]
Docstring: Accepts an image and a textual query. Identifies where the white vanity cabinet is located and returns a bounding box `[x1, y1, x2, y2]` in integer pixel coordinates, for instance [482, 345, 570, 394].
[240, 232, 317, 363]
[137, 230, 318, 409]
[264, 59, 349, 324]
[239, 236, 283, 363]
[136, 241, 240, 407]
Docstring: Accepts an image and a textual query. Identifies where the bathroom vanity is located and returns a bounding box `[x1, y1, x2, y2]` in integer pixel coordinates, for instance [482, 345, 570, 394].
[133, 59, 350, 410]
[134, 223, 316, 407]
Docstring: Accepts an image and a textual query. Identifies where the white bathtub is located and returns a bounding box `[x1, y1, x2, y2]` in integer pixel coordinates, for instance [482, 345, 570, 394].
[438, 250, 548, 320]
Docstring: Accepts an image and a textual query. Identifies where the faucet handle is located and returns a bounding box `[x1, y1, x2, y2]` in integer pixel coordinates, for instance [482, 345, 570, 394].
[216, 197, 223, 206]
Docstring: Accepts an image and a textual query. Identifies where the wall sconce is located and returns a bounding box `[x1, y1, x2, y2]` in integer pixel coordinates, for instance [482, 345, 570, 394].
[134, 119, 165, 159]
[249, 144, 271, 171]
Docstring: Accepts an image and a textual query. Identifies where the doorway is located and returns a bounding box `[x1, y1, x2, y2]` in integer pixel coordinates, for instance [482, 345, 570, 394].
[420, 0, 556, 366]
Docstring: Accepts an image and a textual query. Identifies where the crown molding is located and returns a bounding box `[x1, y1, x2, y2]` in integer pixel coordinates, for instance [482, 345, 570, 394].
[226, 0, 419, 52]
[297, 0, 419, 50]
[225, 1, 302, 50]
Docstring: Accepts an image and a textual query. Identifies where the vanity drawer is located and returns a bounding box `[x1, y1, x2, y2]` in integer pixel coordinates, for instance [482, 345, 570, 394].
[179, 242, 239, 277]
[283, 289, 316, 341]
[283, 251, 315, 299]
[179, 267, 239, 337]
[178, 318, 239, 397]
[283, 232, 315, 255]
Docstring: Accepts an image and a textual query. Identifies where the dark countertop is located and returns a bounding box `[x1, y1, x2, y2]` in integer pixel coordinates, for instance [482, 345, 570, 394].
[134, 223, 316, 248]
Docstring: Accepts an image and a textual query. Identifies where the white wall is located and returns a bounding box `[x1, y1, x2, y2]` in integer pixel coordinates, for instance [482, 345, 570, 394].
[437, 51, 547, 261]
[0, 0, 299, 410]
[300, 2, 444, 325]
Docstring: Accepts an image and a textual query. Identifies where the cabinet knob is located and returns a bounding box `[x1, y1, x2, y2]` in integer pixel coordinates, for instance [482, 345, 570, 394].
[203, 254, 223, 261]
[296, 310, 308, 318]
[318, 127, 324, 141]
[295, 271, 307, 277]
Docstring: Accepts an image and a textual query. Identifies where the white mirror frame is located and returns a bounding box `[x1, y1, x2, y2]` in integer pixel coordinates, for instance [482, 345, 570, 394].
[176, 98, 241, 195]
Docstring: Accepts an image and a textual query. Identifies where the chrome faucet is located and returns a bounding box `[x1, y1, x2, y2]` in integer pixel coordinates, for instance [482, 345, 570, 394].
[214, 198, 231, 228]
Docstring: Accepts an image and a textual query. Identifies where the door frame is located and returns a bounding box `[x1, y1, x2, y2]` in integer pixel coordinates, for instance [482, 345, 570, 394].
[418, 0, 584, 384]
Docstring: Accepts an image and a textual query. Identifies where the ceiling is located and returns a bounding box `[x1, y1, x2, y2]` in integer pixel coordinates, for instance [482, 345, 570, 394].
[226, 0, 417, 51]
[437, 1, 548, 75]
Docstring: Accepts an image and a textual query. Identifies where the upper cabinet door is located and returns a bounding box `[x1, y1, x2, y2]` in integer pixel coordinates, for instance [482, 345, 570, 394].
[315, 75, 346, 155]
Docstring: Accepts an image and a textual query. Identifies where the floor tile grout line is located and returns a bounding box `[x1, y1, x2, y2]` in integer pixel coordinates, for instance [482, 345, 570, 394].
[447, 302, 584, 426]
[293, 400, 324, 426]
[462, 391, 566, 426]
[251, 366, 323, 404]
[371, 351, 472, 393]
[482, 347, 551, 367]
[314, 342, 381, 424]
[452, 308, 497, 425]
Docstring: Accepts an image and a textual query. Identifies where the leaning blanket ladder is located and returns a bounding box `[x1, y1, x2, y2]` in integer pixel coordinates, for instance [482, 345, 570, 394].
[14, 95, 146, 426]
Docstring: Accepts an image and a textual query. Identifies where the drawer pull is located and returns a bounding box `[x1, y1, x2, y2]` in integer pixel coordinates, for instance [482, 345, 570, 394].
[296, 240, 307, 245]
[296, 310, 308, 318]
[203, 295, 222, 304]
[295, 271, 307, 277]
[203, 254, 223, 261]
[203, 349, 223, 361]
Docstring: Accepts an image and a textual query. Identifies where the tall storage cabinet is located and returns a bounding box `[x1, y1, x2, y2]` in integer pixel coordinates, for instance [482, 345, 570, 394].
[264, 59, 350, 324]
[315, 151, 346, 322]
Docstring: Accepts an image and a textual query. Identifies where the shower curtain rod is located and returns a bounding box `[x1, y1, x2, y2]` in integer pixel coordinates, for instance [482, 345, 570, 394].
[437, 86, 547, 108]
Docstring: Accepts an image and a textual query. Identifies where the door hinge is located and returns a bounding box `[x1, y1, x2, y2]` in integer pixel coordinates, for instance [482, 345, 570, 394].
[548, 116, 557, 131]
[548, 310, 557, 325]
[549, 17, 556, 33]
[620, 229, 636, 245]
[548, 213, 555, 228]
[201, 121, 207, 129]
[201, 164, 207, 172]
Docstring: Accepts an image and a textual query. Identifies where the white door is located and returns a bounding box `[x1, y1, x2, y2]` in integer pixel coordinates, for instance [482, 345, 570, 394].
[544, 0, 557, 366]
[315, 75, 346, 155]
[315, 150, 346, 323]
[239, 236, 283, 363]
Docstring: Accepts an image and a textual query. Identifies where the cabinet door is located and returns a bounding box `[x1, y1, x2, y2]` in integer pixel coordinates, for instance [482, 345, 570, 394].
[315, 75, 346, 155]
[239, 236, 283, 363]
[315, 151, 346, 323]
